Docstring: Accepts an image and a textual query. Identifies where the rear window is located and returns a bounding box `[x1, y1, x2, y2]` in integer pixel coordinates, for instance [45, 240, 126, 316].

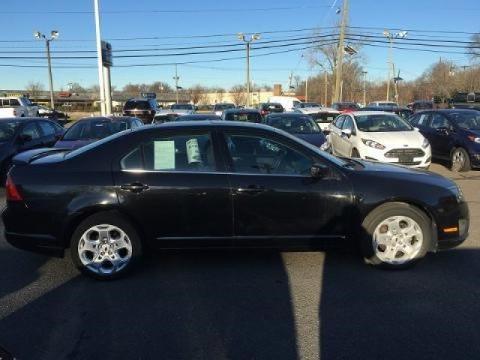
[171, 104, 194, 110]
[214, 104, 235, 111]
[124, 100, 151, 110]
[63, 120, 130, 140]
[263, 103, 283, 110]
[0, 120, 19, 141]
[225, 112, 262, 123]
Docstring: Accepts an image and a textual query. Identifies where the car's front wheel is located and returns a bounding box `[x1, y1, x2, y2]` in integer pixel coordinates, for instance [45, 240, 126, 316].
[70, 212, 142, 279]
[361, 202, 431, 269]
[450, 147, 471, 172]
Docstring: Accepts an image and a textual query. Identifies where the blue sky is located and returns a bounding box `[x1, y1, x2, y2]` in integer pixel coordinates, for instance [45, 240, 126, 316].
[0, 0, 478, 91]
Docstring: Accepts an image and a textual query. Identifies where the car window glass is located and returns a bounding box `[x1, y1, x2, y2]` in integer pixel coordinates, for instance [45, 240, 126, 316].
[333, 116, 345, 129]
[342, 116, 354, 131]
[225, 133, 313, 176]
[121, 133, 215, 172]
[429, 114, 450, 129]
[21, 123, 41, 140]
[10, 99, 20, 106]
[38, 121, 56, 136]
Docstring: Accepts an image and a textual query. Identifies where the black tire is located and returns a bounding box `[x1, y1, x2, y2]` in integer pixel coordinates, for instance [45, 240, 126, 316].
[70, 211, 142, 280]
[351, 148, 360, 158]
[360, 202, 432, 269]
[450, 147, 471, 172]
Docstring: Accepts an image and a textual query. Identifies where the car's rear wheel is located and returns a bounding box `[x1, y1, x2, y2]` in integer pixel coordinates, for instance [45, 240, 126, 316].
[361, 202, 431, 269]
[70, 212, 142, 280]
[450, 147, 471, 172]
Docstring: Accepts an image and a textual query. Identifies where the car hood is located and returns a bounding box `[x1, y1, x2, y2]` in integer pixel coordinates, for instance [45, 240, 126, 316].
[360, 130, 425, 147]
[54, 139, 96, 150]
[352, 159, 455, 188]
[295, 133, 326, 147]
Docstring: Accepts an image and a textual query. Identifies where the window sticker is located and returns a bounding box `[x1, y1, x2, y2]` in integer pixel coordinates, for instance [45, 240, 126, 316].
[154, 140, 175, 170]
[186, 138, 202, 164]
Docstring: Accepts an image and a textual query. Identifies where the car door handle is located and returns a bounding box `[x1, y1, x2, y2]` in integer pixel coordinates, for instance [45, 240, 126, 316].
[235, 185, 266, 195]
[121, 183, 149, 193]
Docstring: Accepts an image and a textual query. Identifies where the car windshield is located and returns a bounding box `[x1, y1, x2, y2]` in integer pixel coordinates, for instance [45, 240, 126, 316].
[225, 112, 262, 122]
[0, 120, 19, 141]
[355, 114, 413, 132]
[267, 116, 320, 134]
[63, 120, 130, 140]
[124, 100, 150, 110]
[449, 112, 480, 130]
[171, 104, 193, 110]
[215, 104, 235, 110]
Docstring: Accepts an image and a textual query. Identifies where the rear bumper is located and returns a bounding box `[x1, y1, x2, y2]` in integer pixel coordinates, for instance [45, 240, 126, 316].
[4, 231, 64, 257]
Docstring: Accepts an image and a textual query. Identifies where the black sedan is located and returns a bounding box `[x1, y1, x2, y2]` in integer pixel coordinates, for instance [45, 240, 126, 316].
[0, 117, 63, 181]
[264, 113, 328, 149]
[3, 121, 469, 279]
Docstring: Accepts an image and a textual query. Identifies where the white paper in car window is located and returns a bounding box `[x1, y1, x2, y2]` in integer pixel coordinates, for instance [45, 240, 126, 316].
[186, 138, 202, 164]
[154, 140, 175, 170]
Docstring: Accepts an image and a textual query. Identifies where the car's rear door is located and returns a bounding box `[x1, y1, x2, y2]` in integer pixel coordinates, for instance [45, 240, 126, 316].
[113, 127, 233, 248]
[219, 128, 353, 249]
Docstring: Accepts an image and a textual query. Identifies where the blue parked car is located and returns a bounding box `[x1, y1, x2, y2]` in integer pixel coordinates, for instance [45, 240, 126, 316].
[263, 113, 329, 150]
[409, 109, 480, 171]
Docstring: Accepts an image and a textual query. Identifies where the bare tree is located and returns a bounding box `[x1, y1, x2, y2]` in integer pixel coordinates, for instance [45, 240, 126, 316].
[230, 84, 246, 106]
[26, 82, 44, 98]
[468, 33, 480, 60]
[189, 85, 207, 105]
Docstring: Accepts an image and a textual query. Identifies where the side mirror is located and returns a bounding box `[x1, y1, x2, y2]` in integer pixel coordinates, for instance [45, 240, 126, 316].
[18, 134, 32, 143]
[341, 128, 352, 137]
[436, 127, 449, 135]
[311, 163, 329, 178]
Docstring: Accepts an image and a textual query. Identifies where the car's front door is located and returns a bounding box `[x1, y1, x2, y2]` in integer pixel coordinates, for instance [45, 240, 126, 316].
[337, 115, 356, 157]
[428, 113, 454, 159]
[113, 129, 233, 248]
[220, 129, 353, 248]
[329, 115, 345, 156]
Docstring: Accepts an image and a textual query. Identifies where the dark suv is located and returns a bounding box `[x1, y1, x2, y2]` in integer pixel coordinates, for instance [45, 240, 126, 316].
[123, 98, 158, 123]
[409, 109, 480, 171]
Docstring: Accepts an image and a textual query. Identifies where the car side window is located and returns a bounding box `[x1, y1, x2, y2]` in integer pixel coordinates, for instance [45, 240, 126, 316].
[38, 121, 56, 136]
[333, 116, 345, 129]
[416, 113, 430, 127]
[121, 132, 215, 172]
[224, 132, 313, 176]
[409, 114, 420, 126]
[429, 114, 450, 129]
[20, 123, 41, 140]
[342, 116, 355, 132]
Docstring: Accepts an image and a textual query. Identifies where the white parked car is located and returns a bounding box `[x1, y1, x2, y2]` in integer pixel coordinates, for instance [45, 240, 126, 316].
[328, 111, 431, 169]
[267, 96, 301, 112]
[0, 96, 39, 118]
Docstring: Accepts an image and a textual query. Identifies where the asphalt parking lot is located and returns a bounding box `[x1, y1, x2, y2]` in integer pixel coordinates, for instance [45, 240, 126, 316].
[0, 163, 479, 360]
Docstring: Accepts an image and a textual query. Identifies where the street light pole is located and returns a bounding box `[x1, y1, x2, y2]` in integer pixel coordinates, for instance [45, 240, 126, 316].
[334, 0, 348, 103]
[174, 64, 180, 103]
[238, 33, 261, 107]
[93, 0, 106, 115]
[34, 30, 58, 110]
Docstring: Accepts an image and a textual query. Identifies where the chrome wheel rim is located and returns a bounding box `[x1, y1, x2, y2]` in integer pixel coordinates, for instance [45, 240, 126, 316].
[452, 150, 465, 171]
[78, 224, 133, 275]
[373, 216, 423, 265]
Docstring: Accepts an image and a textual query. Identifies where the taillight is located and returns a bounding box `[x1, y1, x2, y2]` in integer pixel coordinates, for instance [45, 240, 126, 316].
[6, 175, 23, 201]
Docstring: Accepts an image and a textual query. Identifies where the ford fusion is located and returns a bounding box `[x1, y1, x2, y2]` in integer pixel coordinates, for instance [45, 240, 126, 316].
[3, 121, 468, 279]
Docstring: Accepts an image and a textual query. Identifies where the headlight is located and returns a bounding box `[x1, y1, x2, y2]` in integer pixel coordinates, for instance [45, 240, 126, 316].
[422, 138, 430, 149]
[361, 138, 386, 150]
[449, 185, 465, 203]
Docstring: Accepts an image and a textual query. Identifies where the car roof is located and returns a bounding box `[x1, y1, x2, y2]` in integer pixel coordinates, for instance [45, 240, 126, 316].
[224, 108, 260, 113]
[420, 109, 480, 114]
[349, 111, 397, 116]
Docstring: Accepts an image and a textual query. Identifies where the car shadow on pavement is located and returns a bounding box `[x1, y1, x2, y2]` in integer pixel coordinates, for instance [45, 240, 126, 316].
[319, 248, 480, 360]
[0, 250, 300, 360]
[0, 249, 47, 300]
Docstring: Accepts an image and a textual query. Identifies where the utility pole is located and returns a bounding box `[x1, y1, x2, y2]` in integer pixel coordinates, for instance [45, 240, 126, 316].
[34, 30, 59, 110]
[238, 33, 261, 107]
[324, 70, 328, 106]
[333, 0, 348, 103]
[383, 30, 407, 102]
[93, 0, 106, 115]
[174, 64, 180, 103]
[362, 71, 367, 106]
[305, 77, 308, 102]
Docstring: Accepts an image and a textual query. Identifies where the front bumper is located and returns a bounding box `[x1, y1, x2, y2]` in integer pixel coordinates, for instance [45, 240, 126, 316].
[361, 145, 431, 168]
[435, 201, 469, 250]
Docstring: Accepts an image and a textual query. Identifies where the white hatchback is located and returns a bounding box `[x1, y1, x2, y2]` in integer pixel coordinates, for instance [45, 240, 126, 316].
[328, 111, 431, 168]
